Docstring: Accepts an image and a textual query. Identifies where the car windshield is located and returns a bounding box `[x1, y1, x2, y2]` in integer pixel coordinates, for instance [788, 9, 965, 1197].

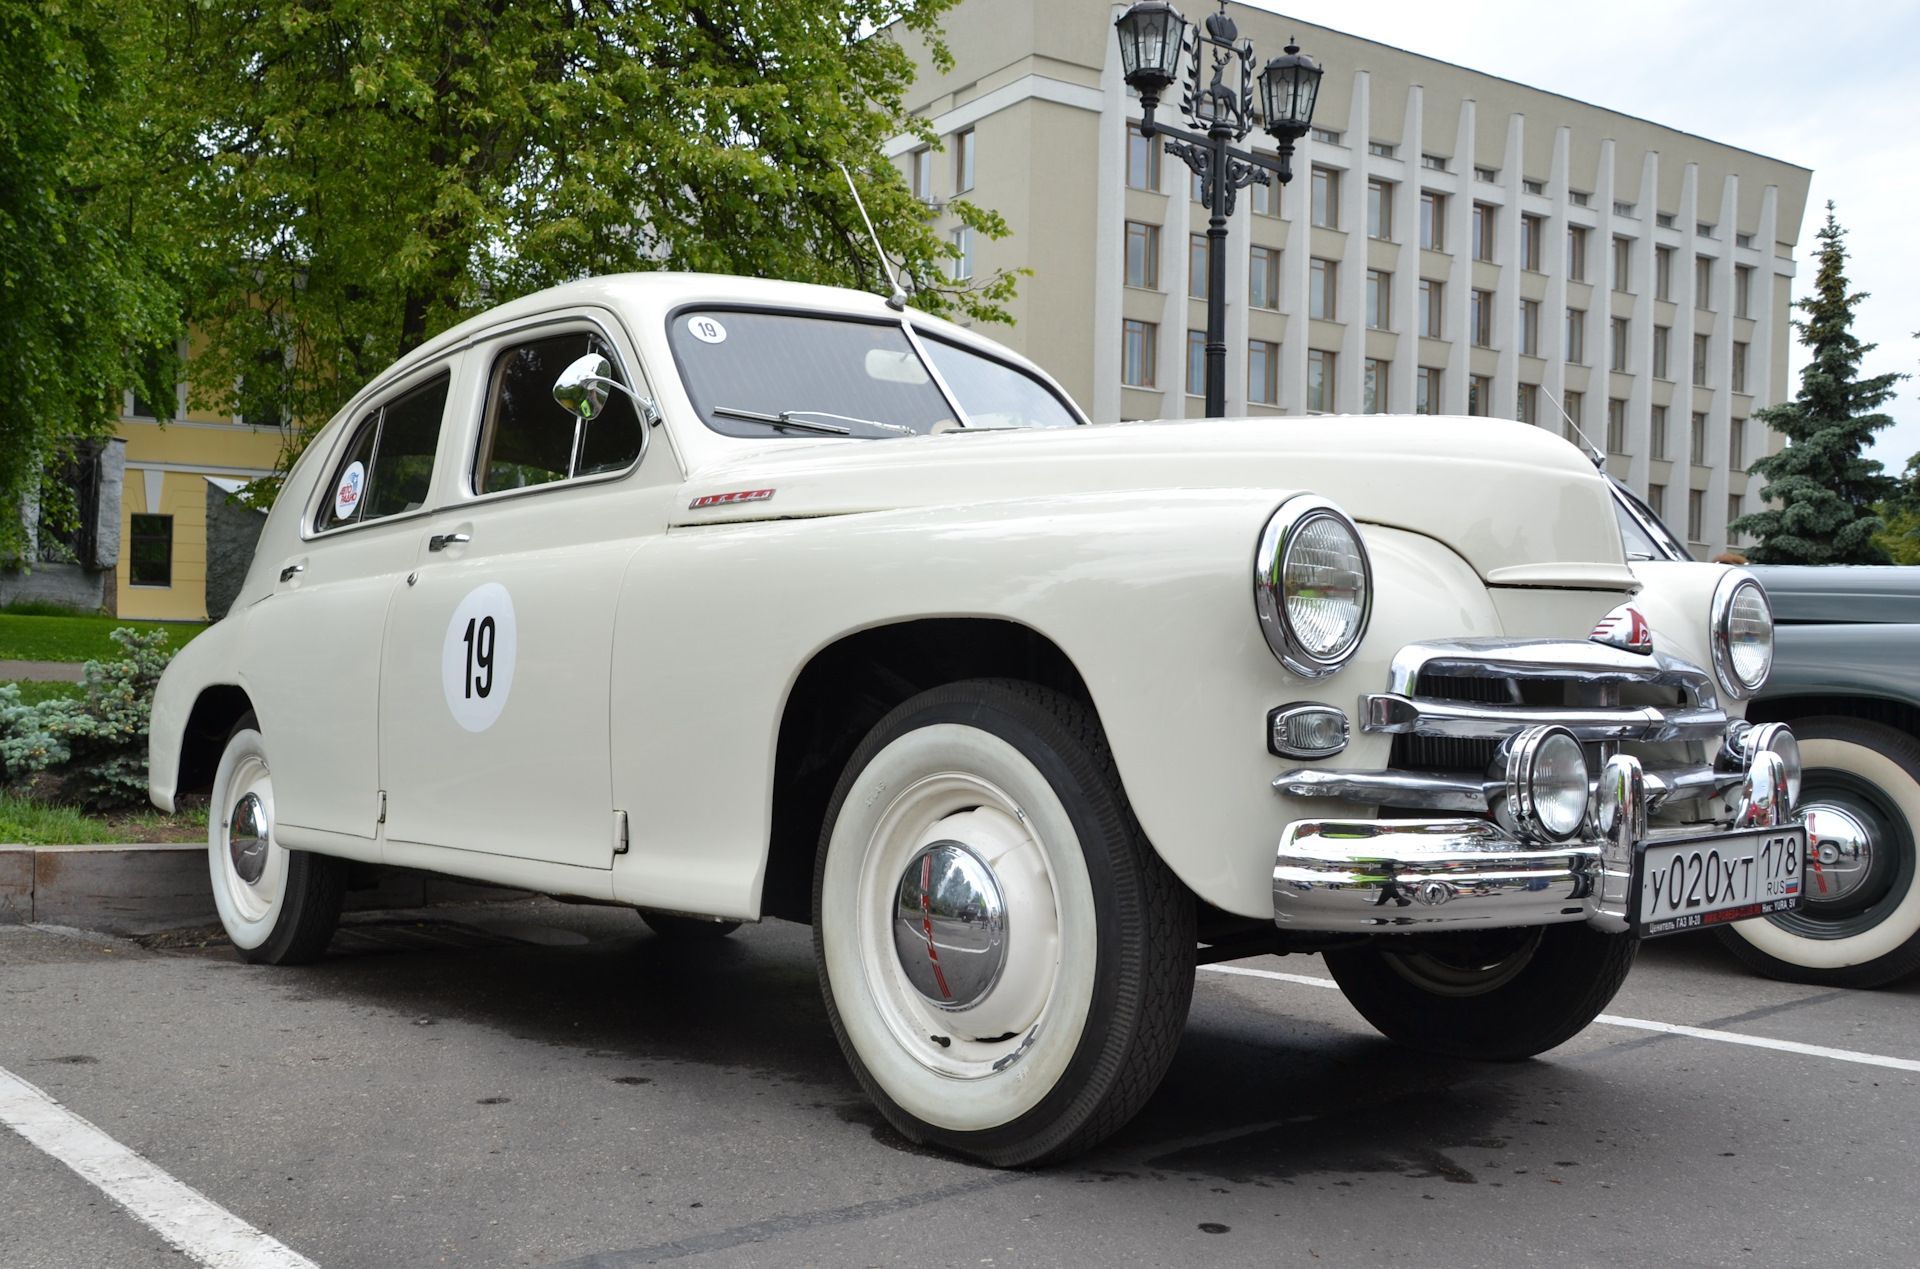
[1609, 478, 1690, 562]
[668, 309, 1080, 439]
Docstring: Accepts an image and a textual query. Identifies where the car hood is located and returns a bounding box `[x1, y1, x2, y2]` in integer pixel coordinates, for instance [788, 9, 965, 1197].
[672, 415, 1632, 587]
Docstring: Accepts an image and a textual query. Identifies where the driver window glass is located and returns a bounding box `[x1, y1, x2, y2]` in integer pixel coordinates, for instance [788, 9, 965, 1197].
[918, 336, 1081, 429]
[315, 370, 449, 532]
[474, 331, 640, 494]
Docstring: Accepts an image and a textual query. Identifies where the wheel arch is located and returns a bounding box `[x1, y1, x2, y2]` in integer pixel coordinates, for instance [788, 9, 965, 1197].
[176, 685, 257, 800]
[760, 617, 1094, 923]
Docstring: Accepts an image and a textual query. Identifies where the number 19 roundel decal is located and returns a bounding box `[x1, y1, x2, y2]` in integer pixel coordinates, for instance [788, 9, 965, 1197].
[441, 582, 517, 732]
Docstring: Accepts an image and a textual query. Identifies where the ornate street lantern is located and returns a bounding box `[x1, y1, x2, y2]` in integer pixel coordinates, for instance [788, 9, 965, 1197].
[1259, 40, 1324, 143]
[1114, 1, 1188, 102]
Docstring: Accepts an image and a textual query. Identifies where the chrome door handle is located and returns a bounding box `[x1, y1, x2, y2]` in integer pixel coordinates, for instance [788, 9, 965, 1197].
[279, 563, 305, 582]
[428, 533, 471, 552]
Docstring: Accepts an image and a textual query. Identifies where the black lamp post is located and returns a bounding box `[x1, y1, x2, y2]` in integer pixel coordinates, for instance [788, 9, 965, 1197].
[1115, 1, 1322, 417]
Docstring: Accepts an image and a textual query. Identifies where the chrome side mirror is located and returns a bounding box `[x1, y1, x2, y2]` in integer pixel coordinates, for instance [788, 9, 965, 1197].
[553, 354, 614, 421]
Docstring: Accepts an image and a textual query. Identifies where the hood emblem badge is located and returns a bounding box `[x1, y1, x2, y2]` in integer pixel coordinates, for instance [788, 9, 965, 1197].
[689, 488, 774, 510]
[1590, 603, 1654, 655]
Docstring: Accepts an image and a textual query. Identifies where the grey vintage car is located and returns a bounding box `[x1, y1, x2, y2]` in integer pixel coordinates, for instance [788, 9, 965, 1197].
[1615, 481, 1920, 987]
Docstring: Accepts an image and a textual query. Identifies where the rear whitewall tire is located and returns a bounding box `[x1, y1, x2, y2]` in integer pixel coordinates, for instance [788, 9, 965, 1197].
[814, 681, 1193, 1167]
[209, 719, 345, 966]
[1718, 719, 1920, 987]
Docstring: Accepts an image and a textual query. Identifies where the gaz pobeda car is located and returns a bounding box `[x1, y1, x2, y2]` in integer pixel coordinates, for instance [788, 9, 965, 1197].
[151, 274, 1807, 1167]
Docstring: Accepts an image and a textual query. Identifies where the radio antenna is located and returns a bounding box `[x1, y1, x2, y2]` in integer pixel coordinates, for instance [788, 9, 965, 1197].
[1540, 385, 1606, 470]
[838, 162, 908, 312]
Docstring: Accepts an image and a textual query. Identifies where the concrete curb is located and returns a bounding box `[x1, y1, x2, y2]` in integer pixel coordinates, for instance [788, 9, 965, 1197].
[0, 844, 531, 935]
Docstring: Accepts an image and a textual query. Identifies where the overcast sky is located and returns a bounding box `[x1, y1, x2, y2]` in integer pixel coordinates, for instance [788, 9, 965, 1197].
[1247, 0, 1920, 476]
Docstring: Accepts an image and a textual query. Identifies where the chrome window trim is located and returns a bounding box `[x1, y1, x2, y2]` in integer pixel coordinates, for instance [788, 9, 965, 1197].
[1709, 567, 1772, 701]
[1253, 494, 1375, 679]
[302, 361, 457, 543]
[898, 323, 974, 430]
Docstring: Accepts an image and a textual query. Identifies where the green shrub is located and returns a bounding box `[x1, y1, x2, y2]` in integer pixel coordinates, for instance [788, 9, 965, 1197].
[0, 626, 172, 809]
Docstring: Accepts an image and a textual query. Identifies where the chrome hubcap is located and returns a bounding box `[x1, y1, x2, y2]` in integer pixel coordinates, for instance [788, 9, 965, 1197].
[229, 792, 269, 885]
[1803, 802, 1872, 903]
[892, 840, 1008, 1011]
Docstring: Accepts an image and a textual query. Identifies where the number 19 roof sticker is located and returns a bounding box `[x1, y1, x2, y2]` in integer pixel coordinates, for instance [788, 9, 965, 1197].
[442, 582, 517, 732]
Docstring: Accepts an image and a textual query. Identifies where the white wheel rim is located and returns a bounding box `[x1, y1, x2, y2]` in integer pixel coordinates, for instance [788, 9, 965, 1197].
[208, 732, 290, 949]
[822, 723, 1098, 1133]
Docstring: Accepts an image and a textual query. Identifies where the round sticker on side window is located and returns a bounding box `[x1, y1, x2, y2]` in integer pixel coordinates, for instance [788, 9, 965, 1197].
[441, 582, 517, 733]
[686, 315, 727, 344]
[334, 461, 366, 520]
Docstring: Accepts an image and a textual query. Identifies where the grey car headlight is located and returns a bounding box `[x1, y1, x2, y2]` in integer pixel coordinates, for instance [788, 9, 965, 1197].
[1710, 569, 1773, 700]
[1255, 495, 1373, 678]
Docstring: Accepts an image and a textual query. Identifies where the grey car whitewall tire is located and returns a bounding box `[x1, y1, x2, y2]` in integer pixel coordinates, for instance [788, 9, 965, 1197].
[208, 716, 346, 966]
[1718, 718, 1920, 988]
[814, 680, 1194, 1167]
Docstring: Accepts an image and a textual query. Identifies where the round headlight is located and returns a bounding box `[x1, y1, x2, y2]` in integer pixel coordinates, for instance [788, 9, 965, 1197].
[1710, 570, 1773, 699]
[1507, 725, 1590, 841]
[1255, 495, 1373, 677]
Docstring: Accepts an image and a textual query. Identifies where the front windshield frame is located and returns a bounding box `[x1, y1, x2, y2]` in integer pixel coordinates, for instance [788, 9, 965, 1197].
[1608, 476, 1691, 562]
[664, 302, 1086, 441]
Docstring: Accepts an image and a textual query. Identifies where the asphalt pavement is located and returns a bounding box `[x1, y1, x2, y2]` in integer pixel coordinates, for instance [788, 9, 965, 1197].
[2, 899, 1915, 1268]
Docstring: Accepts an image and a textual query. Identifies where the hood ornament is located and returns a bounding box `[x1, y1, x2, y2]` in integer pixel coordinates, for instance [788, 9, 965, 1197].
[1590, 603, 1653, 655]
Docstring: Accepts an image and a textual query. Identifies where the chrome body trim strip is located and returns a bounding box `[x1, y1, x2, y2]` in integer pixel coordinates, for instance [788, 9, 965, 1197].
[1274, 768, 1495, 813]
[1383, 637, 1722, 703]
[1362, 693, 1729, 743]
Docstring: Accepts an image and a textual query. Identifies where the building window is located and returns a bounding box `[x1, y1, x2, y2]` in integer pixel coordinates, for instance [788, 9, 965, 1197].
[1251, 170, 1278, 216]
[1692, 333, 1709, 386]
[1416, 367, 1441, 414]
[1732, 341, 1750, 394]
[1517, 381, 1539, 424]
[1475, 165, 1499, 184]
[1567, 226, 1588, 281]
[951, 226, 972, 280]
[1123, 319, 1157, 387]
[1656, 212, 1676, 229]
[1563, 389, 1584, 442]
[1368, 180, 1393, 239]
[1249, 339, 1279, 405]
[1307, 350, 1335, 412]
[1612, 236, 1632, 291]
[1312, 127, 1342, 146]
[1648, 483, 1667, 520]
[1188, 330, 1206, 396]
[1189, 233, 1211, 300]
[1310, 257, 1338, 320]
[909, 148, 932, 202]
[1420, 279, 1444, 339]
[1728, 494, 1744, 543]
[1471, 203, 1495, 261]
[1468, 374, 1492, 417]
[1611, 317, 1630, 371]
[1524, 178, 1545, 196]
[129, 513, 173, 587]
[1520, 214, 1543, 271]
[1607, 398, 1628, 454]
[1650, 404, 1668, 459]
[953, 128, 975, 194]
[1687, 488, 1705, 544]
[1126, 123, 1160, 191]
[1566, 308, 1587, 364]
[1655, 246, 1674, 301]
[1250, 245, 1279, 309]
[1125, 221, 1160, 290]
[1730, 418, 1747, 471]
[1470, 289, 1493, 347]
[1694, 255, 1713, 308]
[1368, 141, 1395, 158]
[1690, 411, 1708, 466]
[1735, 265, 1753, 318]
[1696, 222, 1715, 239]
[1519, 299, 1540, 356]
[1311, 167, 1340, 229]
[1737, 231, 1755, 248]
[1366, 269, 1391, 330]
[1421, 153, 1448, 172]
[1568, 191, 1590, 207]
[1364, 359, 1388, 413]
[1614, 201, 1637, 219]
[1420, 191, 1446, 250]
[1652, 325, 1671, 380]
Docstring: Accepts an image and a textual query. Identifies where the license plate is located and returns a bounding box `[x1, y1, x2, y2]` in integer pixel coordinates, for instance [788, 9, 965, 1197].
[1633, 825, 1806, 938]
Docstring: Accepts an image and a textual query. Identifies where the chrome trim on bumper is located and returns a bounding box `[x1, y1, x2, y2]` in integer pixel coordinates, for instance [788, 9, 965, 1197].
[1384, 637, 1721, 702]
[1362, 692, 1729, 744]
[1274, 768, 1495, 813]
[1273, 819, 1601, 933]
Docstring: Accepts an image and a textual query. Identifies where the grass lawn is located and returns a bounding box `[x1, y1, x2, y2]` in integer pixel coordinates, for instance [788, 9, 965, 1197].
[2, 680, 86, 705]
[0, 793, 209, 844]
[0, 612, 207, 663]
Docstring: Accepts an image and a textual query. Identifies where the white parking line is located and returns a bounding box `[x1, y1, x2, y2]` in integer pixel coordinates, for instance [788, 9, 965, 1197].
[1199, 963, 1920, 1073]
[0, 1064, 318, 1269]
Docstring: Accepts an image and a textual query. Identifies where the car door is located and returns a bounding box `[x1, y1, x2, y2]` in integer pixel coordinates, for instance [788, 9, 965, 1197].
[241, 364, 453, 842]
[377, 321, 666, 870]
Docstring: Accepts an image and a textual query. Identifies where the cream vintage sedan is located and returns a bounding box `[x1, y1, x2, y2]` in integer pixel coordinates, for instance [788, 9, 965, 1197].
[151, 273, 1805, 1166]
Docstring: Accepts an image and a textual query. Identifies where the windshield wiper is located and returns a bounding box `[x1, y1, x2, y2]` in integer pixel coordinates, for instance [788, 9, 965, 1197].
[711, 406, 911, 438]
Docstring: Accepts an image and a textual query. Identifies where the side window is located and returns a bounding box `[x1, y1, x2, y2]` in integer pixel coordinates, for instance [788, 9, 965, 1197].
[918, 337, 1081, 429]
[316, 372, 450, 532]
[474, 331, 642, 494]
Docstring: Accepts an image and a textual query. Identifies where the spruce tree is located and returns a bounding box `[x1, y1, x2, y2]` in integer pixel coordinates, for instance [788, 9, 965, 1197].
[1731, 205, 1905, 564]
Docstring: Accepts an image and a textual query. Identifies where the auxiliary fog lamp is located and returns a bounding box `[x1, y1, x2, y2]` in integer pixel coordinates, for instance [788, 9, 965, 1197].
[1505, 724, 1590, 842]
